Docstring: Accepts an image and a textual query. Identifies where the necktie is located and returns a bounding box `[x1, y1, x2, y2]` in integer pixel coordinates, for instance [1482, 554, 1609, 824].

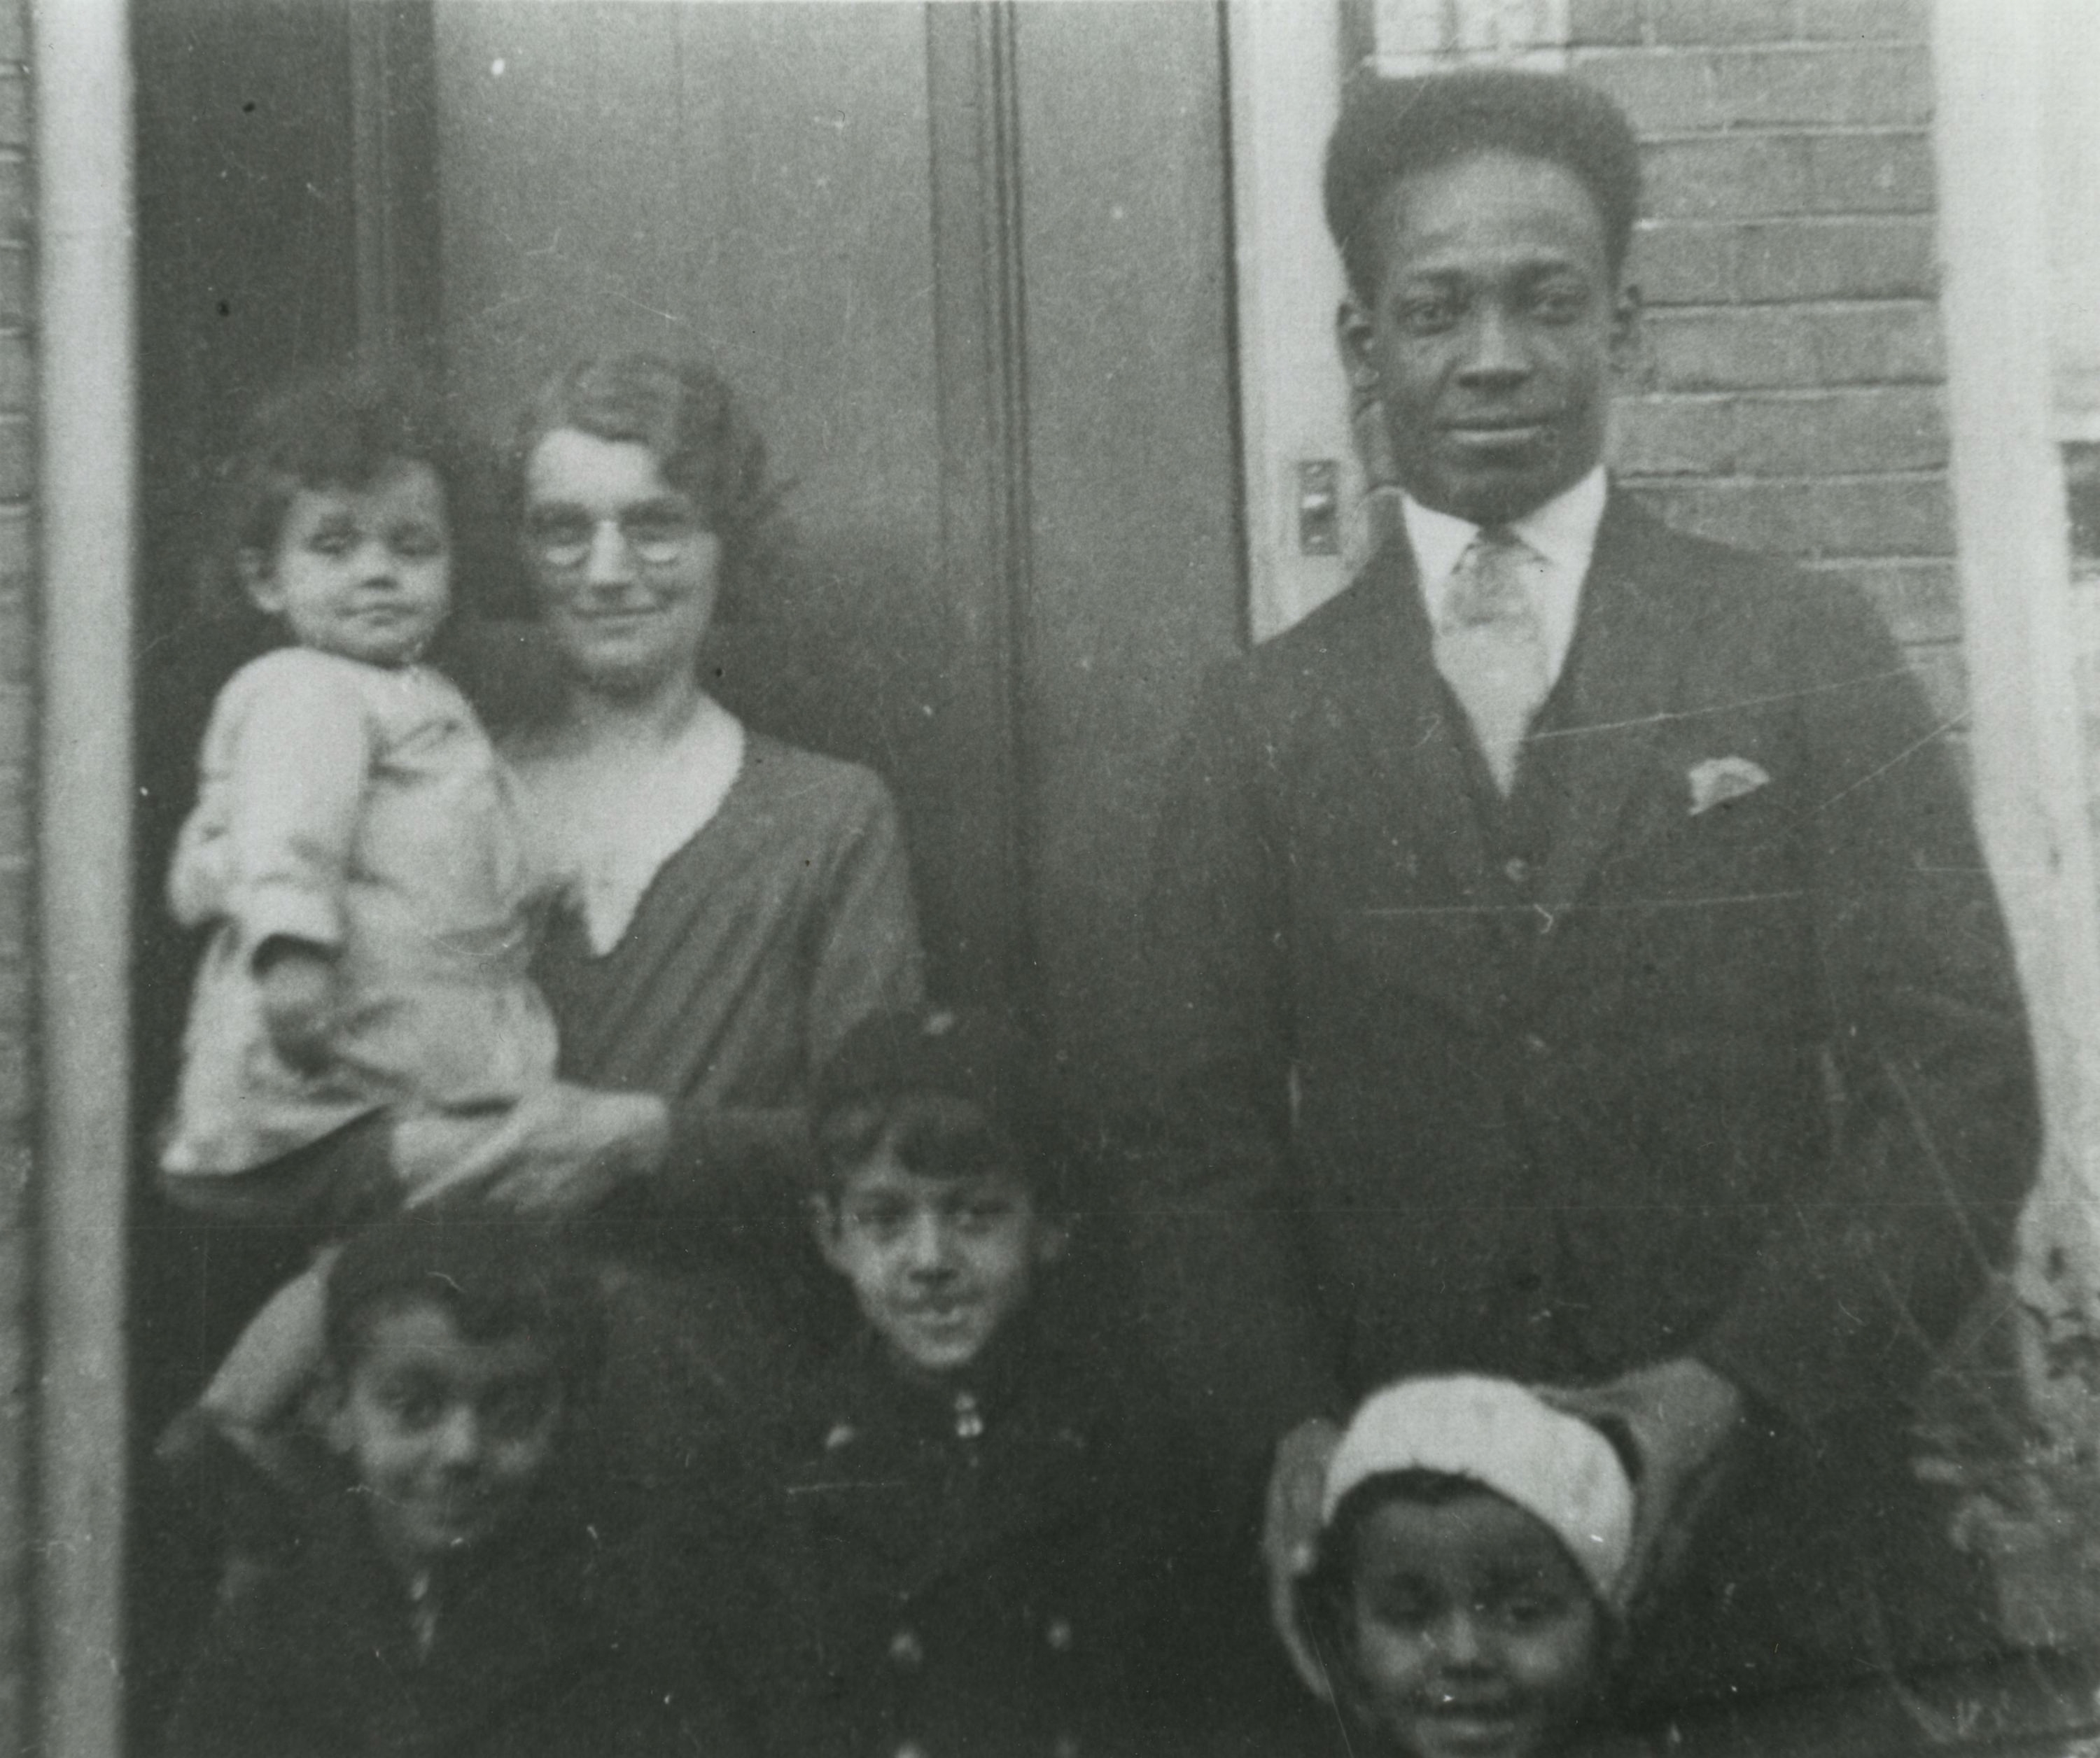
[1434, 527, 1550, 795]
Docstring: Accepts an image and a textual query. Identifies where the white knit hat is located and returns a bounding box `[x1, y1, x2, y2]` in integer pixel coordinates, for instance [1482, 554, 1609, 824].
[1319, 1375, 1637, 1603]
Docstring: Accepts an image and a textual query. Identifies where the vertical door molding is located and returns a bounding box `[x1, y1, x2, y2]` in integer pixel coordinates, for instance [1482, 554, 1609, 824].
[925, 3, 1035, 1006]
[1006, 3, 1242, 1085]
[347, 1, 442, 369]
[1227, 0, 1352, 640]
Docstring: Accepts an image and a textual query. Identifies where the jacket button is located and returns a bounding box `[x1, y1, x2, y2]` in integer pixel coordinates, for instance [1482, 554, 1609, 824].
[1525, 1033, 1549, 1055]
[1046, 1617, 1073, 1652]
[889, 1629, 923, 1670]
[1504, 857, 1532, 886]
[1054, 1737, 1081, 1758]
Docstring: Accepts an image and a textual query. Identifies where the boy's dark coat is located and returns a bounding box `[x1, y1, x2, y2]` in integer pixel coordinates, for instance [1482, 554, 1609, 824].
[161, 1453, 690, 1758]
[738, 1317, 1231, 1758]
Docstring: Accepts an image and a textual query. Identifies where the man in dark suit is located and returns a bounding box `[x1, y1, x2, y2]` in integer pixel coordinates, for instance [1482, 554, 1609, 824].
[1138, 68, 2037, 1726]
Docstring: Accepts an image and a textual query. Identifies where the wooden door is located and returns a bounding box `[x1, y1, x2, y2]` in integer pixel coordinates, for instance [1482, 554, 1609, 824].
[127, 0, 1241, 1737]
[427, 1, 1245, 1079]
[432, 1, 1027, 1005]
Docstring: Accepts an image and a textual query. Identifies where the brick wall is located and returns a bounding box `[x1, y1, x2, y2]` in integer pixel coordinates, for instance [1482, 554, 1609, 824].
[0, 0, 28, 1746]
[1565, 0, 1964, 719]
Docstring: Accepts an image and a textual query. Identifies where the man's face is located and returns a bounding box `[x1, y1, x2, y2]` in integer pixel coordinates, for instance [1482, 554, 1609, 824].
[1343, 1491, 1602, 1758]
[326, 1302, 565, 1570]
[1340, 151, 1636, 526]
[815, 1105, 1062, 1379]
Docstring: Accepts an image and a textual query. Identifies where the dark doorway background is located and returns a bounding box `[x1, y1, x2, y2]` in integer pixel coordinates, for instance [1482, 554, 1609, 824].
[127, 1, 1244, 1741]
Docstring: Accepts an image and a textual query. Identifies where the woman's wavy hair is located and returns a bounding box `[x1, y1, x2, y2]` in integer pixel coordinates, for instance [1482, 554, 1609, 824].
[508, 353, 788, 624]
[197, 358, 477, 640]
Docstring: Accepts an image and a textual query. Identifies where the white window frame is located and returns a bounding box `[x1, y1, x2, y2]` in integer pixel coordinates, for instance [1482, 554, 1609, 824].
[1933, 0, 2100, 1309]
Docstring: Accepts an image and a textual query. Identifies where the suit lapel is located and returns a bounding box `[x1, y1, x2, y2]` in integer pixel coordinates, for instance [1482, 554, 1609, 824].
[1534, 495, 1696, 923]
[1330, 540, 1490, 899]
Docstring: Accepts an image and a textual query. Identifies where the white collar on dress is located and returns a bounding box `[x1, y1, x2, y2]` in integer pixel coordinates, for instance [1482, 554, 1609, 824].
[512, 694, 746, 956]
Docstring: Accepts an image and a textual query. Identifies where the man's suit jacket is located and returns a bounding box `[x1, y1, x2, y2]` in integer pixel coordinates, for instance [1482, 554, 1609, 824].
[1138, 490, 2036, 1699]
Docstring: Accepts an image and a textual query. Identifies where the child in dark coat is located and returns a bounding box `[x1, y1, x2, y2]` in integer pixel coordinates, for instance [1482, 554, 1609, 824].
[740, 1004, 1222, 1758]
[161, 1207, 699, 1758]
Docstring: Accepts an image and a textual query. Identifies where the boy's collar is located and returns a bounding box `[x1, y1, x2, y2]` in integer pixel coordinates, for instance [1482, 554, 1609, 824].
[846, 1305, 1041, 1430]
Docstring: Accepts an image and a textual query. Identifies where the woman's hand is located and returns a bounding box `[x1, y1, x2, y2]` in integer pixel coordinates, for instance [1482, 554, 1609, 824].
[1540, 1358, 1744, 1616]
[254, 939, 340, 1074]
[400, 1086, 671, 1216]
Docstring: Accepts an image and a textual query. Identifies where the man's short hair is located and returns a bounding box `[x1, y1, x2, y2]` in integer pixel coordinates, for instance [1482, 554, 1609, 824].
[1323, 68, 1643, 300]
[323, 1209, 603, 1394]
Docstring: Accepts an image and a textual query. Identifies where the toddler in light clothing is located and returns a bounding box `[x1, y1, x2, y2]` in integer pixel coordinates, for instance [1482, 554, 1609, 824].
[159, 363, 664, 1461]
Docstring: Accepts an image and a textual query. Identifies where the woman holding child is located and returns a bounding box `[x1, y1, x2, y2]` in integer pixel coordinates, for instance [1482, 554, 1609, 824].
[157, 354, 921, 1446]
[155, 353, 924, 1750]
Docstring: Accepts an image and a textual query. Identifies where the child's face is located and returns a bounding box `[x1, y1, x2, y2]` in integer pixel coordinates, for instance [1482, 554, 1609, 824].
[1340, 1489, 1602, 1758]
[326, 1300, 565, 1570]
[246, 458, 451, 667]
[814, 1102, 1063, 1379]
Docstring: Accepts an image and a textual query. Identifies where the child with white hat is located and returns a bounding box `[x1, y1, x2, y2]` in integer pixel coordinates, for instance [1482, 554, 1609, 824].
[1292, 1374, 1638, 1758]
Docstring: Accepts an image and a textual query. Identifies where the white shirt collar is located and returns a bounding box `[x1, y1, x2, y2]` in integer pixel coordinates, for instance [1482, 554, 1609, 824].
[1400, 466, 1609, 686]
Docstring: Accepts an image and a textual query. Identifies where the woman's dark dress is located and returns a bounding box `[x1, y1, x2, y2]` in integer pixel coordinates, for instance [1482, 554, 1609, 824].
[529, 732, 925, 1519]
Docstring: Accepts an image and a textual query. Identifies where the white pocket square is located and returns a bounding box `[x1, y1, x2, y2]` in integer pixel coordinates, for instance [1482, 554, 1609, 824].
[1688, 756, 1770, 815]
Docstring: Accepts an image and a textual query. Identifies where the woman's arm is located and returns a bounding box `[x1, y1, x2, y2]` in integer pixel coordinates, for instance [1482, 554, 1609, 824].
[802, 769, 926, 1067]
[656, 1102, 816, 1214]
[652, 769, 925, 1214]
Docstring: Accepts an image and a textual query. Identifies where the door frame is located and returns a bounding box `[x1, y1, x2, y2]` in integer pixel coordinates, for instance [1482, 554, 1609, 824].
[35, 3, 134, 1755]
[48, 8, 1046, 1750]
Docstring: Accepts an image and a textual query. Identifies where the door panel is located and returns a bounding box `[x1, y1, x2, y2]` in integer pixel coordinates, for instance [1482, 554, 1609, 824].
[429, 2, 1246, 1048]
[129, 3, 1242, 1738]
[433, 2, 1016, 999]
[1012, 2, 1245, 1092]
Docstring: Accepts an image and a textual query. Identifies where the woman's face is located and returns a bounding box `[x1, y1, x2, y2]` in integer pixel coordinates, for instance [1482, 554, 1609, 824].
[522, 427, 723, 701]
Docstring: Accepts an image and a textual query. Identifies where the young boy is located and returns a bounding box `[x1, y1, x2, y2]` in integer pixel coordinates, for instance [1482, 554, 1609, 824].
[160, 1207, 686, 1758]
[1292, 1376, 1637, 1758]
[736, 1004, 1222, 1758]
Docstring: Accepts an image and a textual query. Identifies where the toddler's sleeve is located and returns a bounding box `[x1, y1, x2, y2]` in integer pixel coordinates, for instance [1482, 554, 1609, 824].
[166, 794, 233, 929]
[216, 656, 375, 957]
